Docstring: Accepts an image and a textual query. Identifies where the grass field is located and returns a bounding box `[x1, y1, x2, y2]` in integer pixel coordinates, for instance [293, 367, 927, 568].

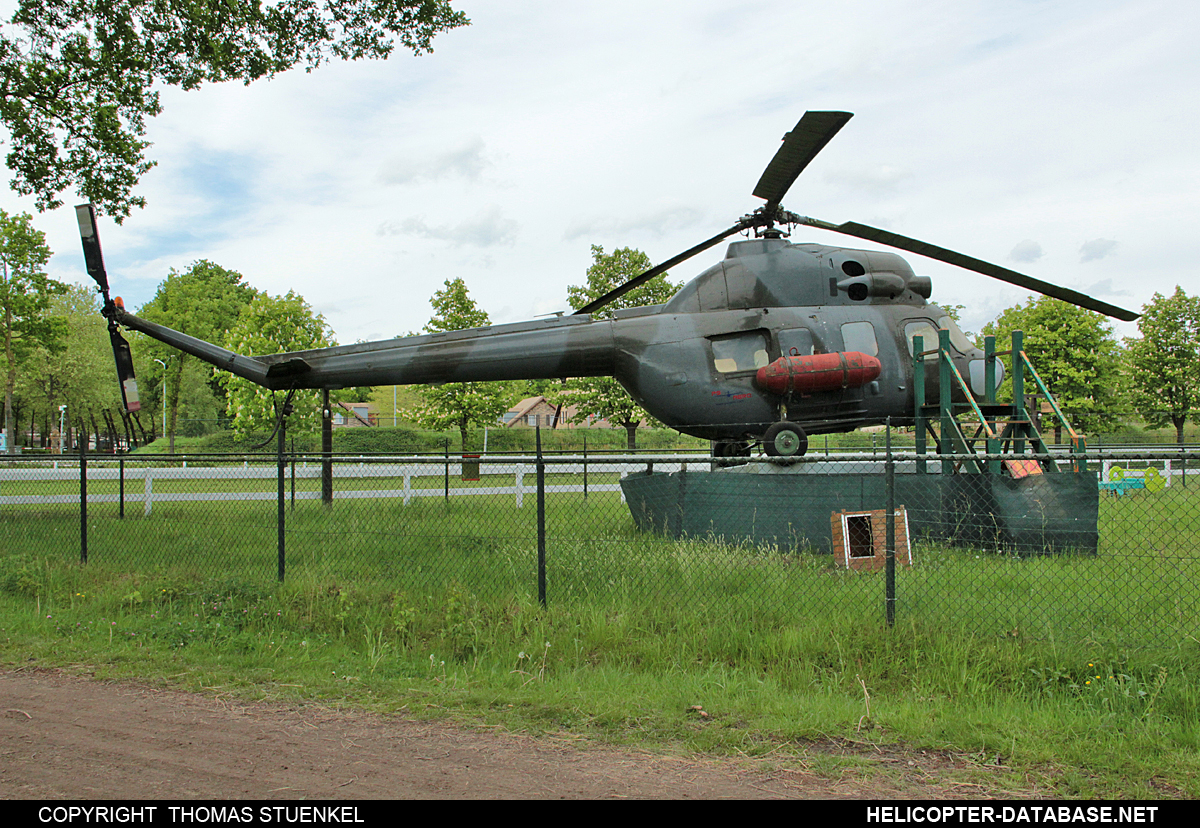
[2, 469, 1199, 798]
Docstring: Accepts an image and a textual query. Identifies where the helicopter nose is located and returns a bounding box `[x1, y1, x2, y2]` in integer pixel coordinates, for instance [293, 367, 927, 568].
[968, 357, 1004, 397]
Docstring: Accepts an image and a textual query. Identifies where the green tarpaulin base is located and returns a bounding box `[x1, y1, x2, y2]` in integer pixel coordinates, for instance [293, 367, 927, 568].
[620, 469, 1098, 555]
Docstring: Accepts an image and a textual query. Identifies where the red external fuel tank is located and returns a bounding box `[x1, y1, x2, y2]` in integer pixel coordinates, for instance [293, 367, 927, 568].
[754, 351, 882, 397]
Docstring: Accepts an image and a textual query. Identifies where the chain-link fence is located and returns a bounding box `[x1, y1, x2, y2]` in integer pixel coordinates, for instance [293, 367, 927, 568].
[3, 445, 1197, 648]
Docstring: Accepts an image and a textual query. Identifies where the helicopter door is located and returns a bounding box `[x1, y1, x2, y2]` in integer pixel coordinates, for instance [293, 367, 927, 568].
[835, 321, 879, 407]
[777, 328, 814, 357]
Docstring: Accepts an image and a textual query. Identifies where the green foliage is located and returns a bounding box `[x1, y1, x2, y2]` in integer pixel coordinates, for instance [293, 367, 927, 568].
[982, 296, 1124, 436]
[368, 384, 421, 427]
[561, 245, 681, 449]
[1125, 287, 1200, 444]
[138, 260, 259, 449]
[17, 284, 121, 447]
[0, 210, 60, 452]
[0, 554, 42, 597]
[0, 0, 470, 219]
[131, 424, 705, 455]
[406, 278, 510, 450]
[221, 290, 335, 436]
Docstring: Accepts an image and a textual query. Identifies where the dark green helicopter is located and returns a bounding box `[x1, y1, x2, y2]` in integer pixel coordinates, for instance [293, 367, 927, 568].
[79, 111, 1138, 458]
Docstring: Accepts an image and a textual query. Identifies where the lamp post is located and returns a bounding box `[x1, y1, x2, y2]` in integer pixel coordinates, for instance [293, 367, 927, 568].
[153, 358, 167, 441]
[58, 404, 66, 455]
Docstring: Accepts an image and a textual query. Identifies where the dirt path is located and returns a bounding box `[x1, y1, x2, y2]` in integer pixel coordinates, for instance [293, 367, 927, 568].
[0, 669, 1015, 799]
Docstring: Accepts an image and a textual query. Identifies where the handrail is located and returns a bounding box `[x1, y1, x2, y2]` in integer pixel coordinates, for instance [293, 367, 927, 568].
[942, 348, 996, 440]
[1019, 350, 1079, 442]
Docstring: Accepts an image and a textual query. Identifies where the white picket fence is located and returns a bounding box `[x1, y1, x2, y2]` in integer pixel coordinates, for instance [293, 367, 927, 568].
[0, 458, 704, 514]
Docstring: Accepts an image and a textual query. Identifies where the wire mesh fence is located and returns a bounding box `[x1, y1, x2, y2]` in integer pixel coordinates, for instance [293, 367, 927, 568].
[2, 444, 1197, 649]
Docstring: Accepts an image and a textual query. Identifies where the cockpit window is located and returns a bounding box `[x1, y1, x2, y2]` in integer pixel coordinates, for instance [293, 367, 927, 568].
[905, 320, 940, 360]
[937, 316, 976, 353]
[906, 317, 975, 359]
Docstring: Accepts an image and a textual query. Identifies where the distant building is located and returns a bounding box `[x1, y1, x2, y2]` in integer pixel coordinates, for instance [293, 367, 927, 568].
[333, 401, 377, 427]
[500, 396, 635, 430]
[502, 396, 566, 428]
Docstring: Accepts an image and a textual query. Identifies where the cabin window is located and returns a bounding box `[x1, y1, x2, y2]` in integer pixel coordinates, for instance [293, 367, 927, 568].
[711, 332, 769, 373]
[777, 328, 814, 356]
[840, 321, 878, 356]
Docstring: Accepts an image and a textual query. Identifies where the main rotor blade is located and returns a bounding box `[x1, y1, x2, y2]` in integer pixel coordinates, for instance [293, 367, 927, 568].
[798, 217, 1140, 322]
[752, 111, 853, 208]
[573, 221, 748, 316]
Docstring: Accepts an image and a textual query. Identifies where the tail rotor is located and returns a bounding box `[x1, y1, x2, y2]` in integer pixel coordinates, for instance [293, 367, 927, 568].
[77, 204, 141, 413]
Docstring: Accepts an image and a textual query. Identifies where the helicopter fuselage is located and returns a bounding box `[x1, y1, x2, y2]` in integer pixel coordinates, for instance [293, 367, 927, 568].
[112, 236, 991, 445]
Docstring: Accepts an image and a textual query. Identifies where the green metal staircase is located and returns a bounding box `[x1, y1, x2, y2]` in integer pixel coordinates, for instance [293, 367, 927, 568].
[912, 329, 1087, 475]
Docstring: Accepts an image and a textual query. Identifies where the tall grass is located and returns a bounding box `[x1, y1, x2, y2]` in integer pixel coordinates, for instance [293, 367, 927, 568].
[2, 487, 1200, 797]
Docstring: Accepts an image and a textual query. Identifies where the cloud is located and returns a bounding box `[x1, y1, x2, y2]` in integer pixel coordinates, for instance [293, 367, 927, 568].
[1079, 238, 1118, 263]
[562, 205, 704, 242]
[377, 205, 519, 248]
[823, 165, 913, 195]
[1009, 239, 1044, 263]
[1083, 278, 1132, 298]
[378, 136, 490, 186]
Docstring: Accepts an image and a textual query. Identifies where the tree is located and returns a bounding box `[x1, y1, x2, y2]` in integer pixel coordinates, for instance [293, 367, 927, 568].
[221, 290, 334, 437]
[406, 277, 508, 450]
[18, 283, 122, 450]
[0, 209, 60, 453]
[561, 245, 680, 450]
[138, 260, 258, 451]
[981, 296, 1124, 439]
[1125, 287, 1200, 444]
[0, 1, 469, 219]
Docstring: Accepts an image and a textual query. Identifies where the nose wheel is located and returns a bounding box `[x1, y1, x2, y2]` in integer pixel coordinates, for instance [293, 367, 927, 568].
[763, 422, 808, 458]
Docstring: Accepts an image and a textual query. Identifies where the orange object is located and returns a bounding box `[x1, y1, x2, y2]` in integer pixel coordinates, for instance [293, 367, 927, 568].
[755, 351, 881, 397]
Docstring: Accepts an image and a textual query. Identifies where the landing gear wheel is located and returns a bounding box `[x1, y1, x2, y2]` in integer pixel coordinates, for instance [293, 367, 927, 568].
[713, 439, 752, 467]
[763, 422, 808, 460]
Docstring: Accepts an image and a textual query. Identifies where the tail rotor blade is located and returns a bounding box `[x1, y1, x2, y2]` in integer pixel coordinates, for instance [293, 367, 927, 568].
[110, 326, 141, 413]
[78, 203, 143, 412]
[75, 204, 110, 298]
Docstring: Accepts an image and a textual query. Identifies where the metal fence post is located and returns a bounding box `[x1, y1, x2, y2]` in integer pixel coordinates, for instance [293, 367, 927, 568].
[913, 334, 926, 474]
[118, 452, 125, 519]
[321, 389, 333, 505]
[277, 415, 286, 582]
[80, 442, 88, 565]
[537, 427, 547, 608]
[444, 439, 450, 500]
[885, 418, 895, 628]
[290, 435, 296, 510]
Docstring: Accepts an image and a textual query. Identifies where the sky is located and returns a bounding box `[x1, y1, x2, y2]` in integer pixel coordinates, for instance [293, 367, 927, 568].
[3, 0, 1198, 347]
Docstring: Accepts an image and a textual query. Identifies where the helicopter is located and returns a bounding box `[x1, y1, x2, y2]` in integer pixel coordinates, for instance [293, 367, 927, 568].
[79, 110, 1139, 459]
